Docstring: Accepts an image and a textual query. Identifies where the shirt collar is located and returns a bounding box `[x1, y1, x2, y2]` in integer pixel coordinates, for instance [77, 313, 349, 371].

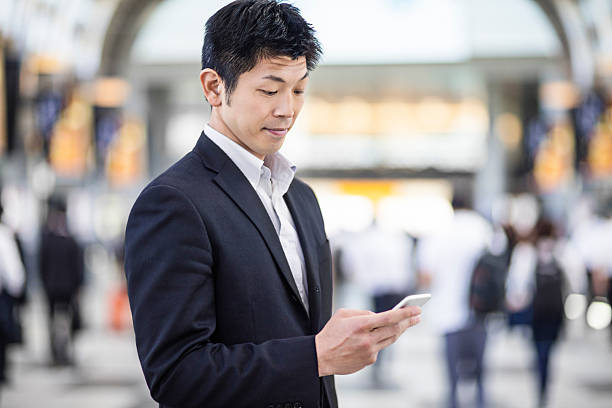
[205, 124, 263, 189]
[264, 151, 297, 197]
[204, 124, 296, 194]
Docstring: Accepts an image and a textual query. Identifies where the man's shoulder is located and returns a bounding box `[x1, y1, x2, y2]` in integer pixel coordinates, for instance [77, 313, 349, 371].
[146, 151, 210, 193]
[289, 176, 316, 197]
[129, 151, 214, 215]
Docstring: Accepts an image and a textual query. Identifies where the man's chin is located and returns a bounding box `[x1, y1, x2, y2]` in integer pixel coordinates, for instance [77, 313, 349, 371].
[257, 142, 285, 159]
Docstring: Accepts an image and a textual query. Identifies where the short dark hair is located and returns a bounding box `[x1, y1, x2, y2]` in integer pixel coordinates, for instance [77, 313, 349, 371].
[201, 0, 322, 102]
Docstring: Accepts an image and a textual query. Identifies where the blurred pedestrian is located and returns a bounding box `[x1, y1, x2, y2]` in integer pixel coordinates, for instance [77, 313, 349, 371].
[39, 197, 84, 366]
[0, 200, 25, 385]
[506, 216, 582, 407]
[418, 196, 493, 408]
[341, 219, 417, 388]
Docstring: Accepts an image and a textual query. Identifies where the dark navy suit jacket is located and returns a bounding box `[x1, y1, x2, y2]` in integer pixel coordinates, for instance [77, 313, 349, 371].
[125, 132, 337, 408]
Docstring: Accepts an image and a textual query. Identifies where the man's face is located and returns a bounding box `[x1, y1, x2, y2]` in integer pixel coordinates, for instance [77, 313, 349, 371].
[210, 55, 309, 160]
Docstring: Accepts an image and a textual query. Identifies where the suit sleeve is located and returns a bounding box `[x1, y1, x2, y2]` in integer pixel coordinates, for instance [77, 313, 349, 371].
[125, 184, 321, 408]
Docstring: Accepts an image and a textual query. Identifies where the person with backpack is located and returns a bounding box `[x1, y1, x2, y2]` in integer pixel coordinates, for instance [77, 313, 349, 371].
[468, 226, 512, 317]
[506, 216, 582, 407]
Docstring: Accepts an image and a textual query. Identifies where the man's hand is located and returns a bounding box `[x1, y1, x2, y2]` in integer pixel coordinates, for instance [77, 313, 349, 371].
[315, 306, 421, 377]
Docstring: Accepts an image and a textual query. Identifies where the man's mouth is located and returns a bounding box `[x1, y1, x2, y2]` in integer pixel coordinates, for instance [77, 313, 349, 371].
[264, 128, 288, 137]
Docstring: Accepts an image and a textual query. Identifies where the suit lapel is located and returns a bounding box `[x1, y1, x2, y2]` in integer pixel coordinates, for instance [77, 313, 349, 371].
[285, 185, 322, 331]
[195, 133, 307, 317]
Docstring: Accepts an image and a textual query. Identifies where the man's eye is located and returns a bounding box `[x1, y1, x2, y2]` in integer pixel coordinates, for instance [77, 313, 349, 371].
[294, 90, 305, 95]
[260, 90, 277, 96]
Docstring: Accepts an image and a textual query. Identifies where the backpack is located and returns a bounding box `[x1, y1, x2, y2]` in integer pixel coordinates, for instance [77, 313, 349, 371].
[532, 258, 565, 322]
[469, 250, 509, 315]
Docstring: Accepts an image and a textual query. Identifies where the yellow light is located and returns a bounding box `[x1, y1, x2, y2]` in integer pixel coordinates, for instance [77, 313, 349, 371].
[93, 77, 130, 108]
[540, 81, 579, 110]
[495, 113, 522, 150]
[338, 180, 397, 205]
[27, 54, 66, 74]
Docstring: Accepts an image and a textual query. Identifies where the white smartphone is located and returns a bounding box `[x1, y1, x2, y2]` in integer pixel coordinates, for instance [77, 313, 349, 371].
[392, 294, 432, 311]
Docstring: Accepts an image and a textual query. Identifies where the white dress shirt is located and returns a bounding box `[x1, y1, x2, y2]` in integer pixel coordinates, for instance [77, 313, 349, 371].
[204, 125, 309, 311]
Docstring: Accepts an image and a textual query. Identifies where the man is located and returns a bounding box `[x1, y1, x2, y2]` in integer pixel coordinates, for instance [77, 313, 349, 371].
[125, 2, 421, 407]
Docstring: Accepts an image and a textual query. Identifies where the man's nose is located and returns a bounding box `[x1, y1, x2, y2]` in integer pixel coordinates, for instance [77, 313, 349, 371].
[273, 93, 295, 118]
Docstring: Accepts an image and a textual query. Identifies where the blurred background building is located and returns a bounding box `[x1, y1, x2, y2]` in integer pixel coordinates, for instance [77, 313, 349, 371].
[0, 0, 611, 407]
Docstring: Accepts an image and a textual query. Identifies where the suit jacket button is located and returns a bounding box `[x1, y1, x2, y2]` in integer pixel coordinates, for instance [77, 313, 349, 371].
[314, 286, 320, 293]
[294, 403, 304, 408]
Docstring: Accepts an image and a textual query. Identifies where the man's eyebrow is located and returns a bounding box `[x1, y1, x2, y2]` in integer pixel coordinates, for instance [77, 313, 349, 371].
[262, 75, 285, 83]
[261, 72, 309, 83]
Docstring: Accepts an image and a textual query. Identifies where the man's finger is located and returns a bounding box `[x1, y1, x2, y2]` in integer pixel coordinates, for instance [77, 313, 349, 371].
[375, 335, 397, 352]
[337, 308, 375, 318]
[363, 306, 421, 330]
[374, 315, 421, 347]
[370, 323, 399, 343]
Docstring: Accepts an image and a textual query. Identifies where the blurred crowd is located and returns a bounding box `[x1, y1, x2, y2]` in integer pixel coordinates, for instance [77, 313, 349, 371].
[0, 190, 128, 392]
[332, 192, 612, 408]
[1, 184, 611, 407]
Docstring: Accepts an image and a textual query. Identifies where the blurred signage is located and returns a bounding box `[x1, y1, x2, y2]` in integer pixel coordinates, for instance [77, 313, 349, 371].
[533, 121, 575, 191]
[539, 81, 580, 111]
[588, 108, 612, 178]
[338, 180, 397, 205]
[306, 97, 488, 136]
[49, 91, 93, 177]
[299, 96, 488, 171]
[106, 118, 146, 187]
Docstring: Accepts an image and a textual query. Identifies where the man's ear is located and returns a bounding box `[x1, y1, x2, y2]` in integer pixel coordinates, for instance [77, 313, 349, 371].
[200, 69, 223, 107]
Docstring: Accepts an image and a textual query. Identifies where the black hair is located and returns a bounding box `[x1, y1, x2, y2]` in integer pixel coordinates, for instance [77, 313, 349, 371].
[535, 216, 557, 239]
[201, 0, 322, 103]
[451, 194, 471, 210]
[47, 194, 67, 214]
